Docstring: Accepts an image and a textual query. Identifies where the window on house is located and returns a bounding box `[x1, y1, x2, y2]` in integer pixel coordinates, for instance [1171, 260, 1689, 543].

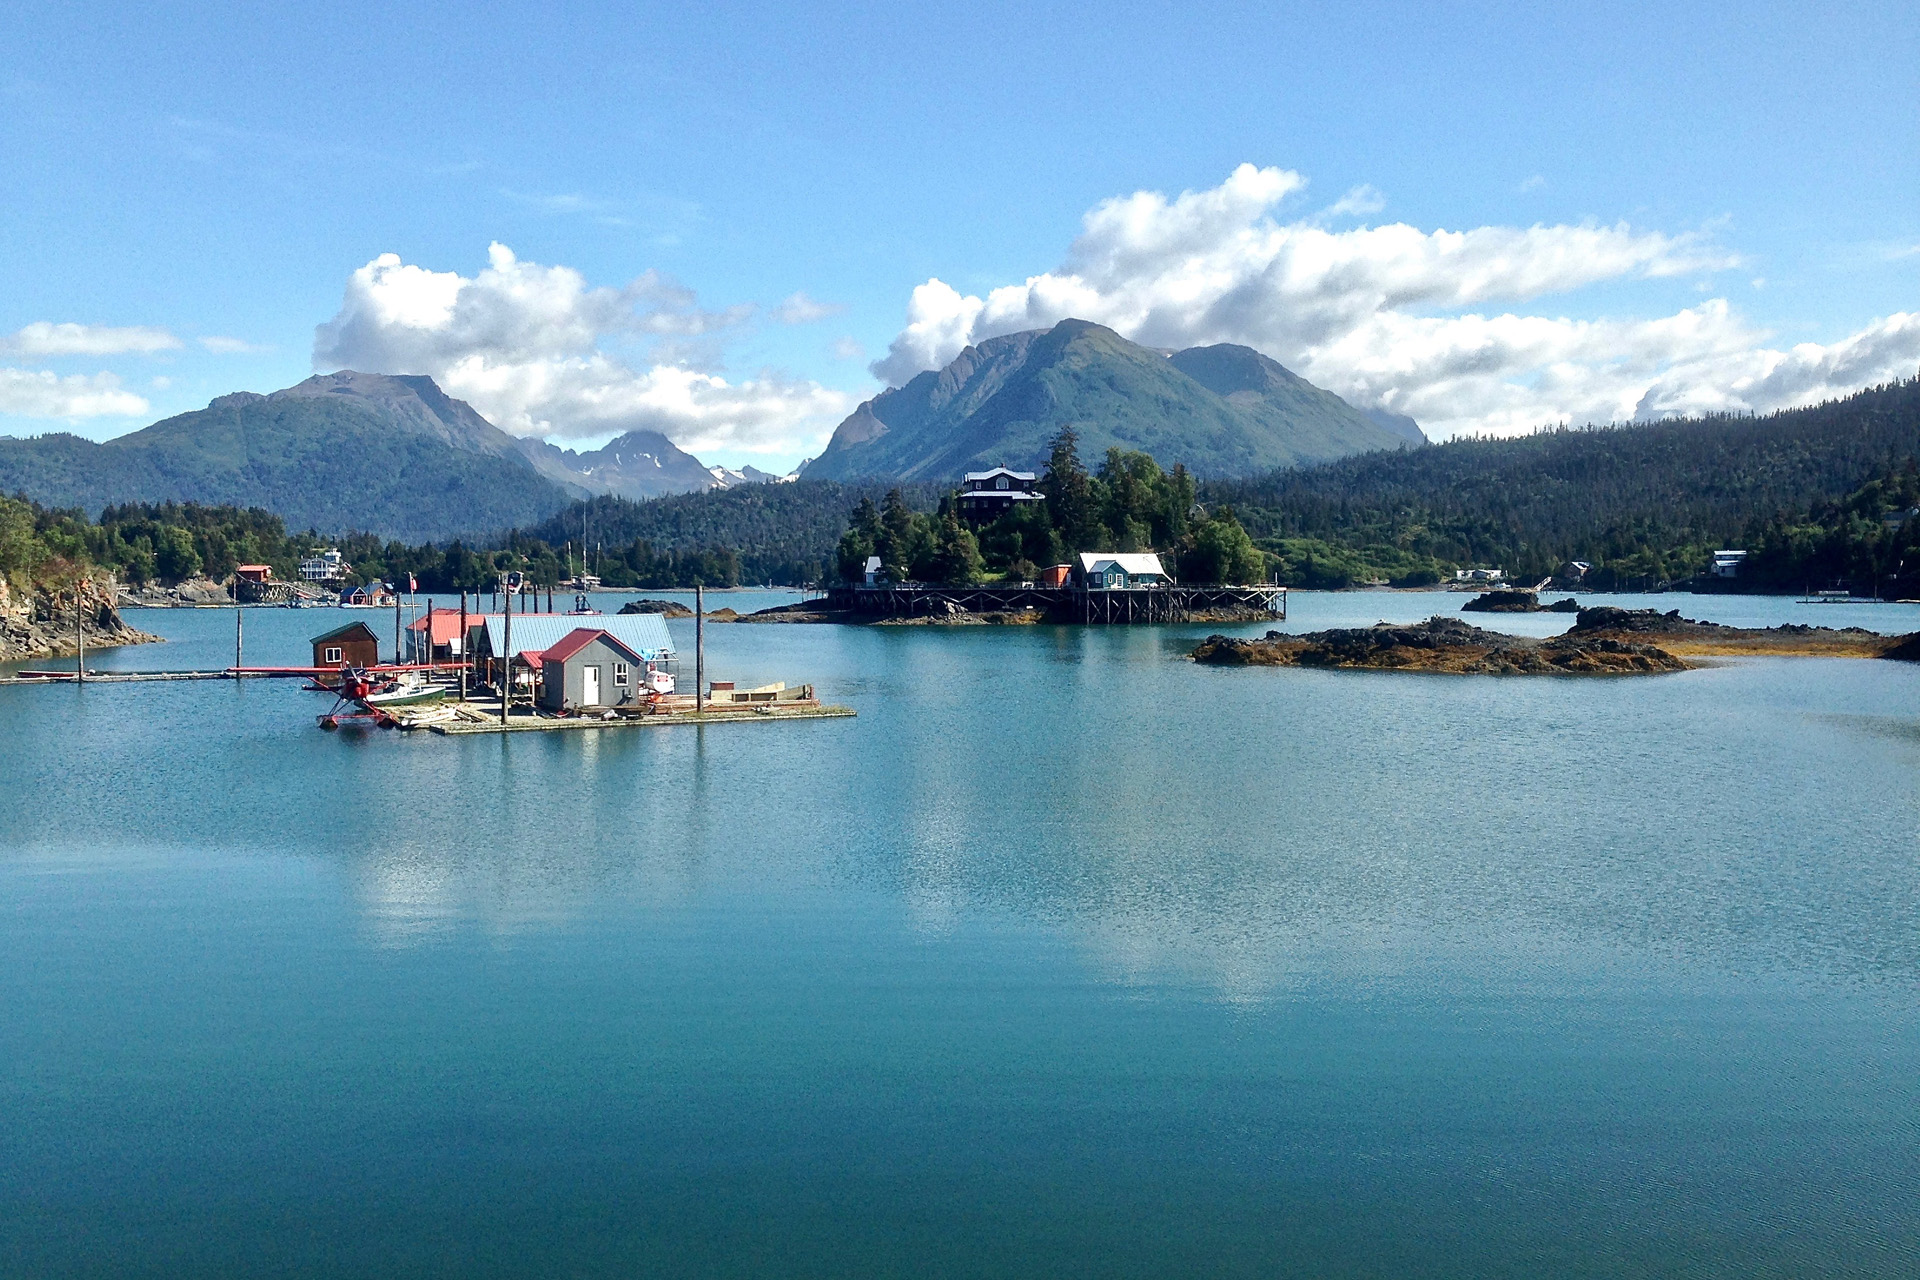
[324, 646, 342, 663]
[996, 477, 1009, 489]
[614, 662, 629, 686]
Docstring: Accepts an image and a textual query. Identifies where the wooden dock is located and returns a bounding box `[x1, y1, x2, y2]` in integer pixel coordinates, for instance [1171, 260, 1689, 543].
[823, 583, 1285, 623]
[0, 669, 240, 685]
[425, 703, 855, 734]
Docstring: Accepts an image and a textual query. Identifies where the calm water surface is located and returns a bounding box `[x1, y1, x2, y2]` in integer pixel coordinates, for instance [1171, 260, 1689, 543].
[2, 592, 1918, 1277]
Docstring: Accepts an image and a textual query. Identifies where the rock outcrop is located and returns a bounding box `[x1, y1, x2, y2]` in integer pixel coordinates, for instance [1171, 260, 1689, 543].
[1191, 616, 1688, 675]
[617, 598, 694, 618]
[1567, 607, 1909, 657]
[1, 575, 163, 662]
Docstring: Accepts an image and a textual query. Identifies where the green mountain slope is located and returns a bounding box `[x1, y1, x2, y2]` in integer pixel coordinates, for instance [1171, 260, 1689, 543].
[802, 319, 1413, 482]
[1203, 377, 1920, 590]
[0, 372, 575, 541]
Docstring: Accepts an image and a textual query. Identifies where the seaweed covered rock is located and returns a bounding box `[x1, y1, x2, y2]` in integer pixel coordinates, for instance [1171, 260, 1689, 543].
[617, 598, 694, 618]
[1460, 589, 1543, 612]
[1192, 616, 1687, 675]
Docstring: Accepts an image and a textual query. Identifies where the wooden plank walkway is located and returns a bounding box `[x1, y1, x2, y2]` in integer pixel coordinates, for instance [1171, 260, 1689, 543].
[428, 704, 856, 734]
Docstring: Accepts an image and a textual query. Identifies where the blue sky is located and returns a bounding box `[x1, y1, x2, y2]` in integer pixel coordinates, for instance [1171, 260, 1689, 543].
[2, 0, 1915, 468]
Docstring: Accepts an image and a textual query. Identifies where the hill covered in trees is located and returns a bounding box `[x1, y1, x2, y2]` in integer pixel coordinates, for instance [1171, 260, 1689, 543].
[1209, 378, 1920, 591]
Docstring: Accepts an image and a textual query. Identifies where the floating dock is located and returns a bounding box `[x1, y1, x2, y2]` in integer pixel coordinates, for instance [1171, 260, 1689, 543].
[424, 702, 855, 734]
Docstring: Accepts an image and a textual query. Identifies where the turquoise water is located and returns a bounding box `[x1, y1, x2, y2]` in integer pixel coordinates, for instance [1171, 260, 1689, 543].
[3, 595, 1918, 1276]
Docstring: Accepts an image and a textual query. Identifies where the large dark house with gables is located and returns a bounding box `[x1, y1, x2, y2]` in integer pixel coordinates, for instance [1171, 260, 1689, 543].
[955, 468, 1044, 522]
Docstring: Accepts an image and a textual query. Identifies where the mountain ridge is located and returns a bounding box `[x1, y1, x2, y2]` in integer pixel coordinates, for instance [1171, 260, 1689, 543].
[802, 319, 1417, 482]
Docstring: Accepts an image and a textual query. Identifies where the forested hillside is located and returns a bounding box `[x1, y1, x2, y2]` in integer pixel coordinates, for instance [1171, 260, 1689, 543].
[1206, 379, 1920, 590]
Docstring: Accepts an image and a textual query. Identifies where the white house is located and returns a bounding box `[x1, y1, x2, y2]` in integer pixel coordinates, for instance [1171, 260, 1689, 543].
[1711, 550, 1748, 578]
[1077, 552, 1170, 589]
[863, 555, 884, 586]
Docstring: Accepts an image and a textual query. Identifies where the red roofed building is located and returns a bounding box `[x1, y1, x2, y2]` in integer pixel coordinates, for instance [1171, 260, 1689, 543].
[404, 607, 481, 663]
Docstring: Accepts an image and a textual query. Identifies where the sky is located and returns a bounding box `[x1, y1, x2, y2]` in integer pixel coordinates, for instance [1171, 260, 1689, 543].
[2, 0, 1915, 470]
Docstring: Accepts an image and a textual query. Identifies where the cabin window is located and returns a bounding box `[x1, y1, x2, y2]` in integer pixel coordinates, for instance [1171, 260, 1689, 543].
[324, 646, 342, 664]
[996, 477, 1009, 490]
[614, 662, 629, 687]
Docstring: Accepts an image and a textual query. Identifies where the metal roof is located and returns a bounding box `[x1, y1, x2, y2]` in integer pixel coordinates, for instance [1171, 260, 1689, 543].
[481, 611, 675, 661]
[962, 467, 1036, 483]
[1078, 552, 1168, 577]
[541, 627, 650, 665]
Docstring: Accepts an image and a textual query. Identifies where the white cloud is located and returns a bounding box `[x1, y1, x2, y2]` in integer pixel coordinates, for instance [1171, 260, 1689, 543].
[1517, 174, 1546, 193]
[866, 163, 1920, 438]
[830, 335, 865, 360]
[0, 368, 149, 418]
[200, 335, 268, 354]
[1321, 184, 1385, 219]
[314, 244, 851, 454]
[0, 322, 180, 357]
[771, 291, 845, 324]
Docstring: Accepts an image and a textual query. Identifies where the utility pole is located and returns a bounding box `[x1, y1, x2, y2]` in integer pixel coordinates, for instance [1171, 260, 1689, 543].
[394, 587, 403, 666]
[459, 591, 468, 701]
[75, 585, 85, 684]
[235, 603, 243, 675]
[500, 574, 512, 725]
[695, 583, 704, 714]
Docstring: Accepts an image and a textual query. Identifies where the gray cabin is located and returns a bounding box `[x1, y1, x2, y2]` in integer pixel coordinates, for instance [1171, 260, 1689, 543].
[537, 627, 651, 712]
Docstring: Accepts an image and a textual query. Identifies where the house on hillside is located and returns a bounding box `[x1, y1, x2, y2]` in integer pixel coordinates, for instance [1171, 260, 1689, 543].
[300, 549, 349, 582]
[1077, 553, 1170, 589]
[1712, 550, 1748, 579]
[538, 628, 652, 712]
[310, 621, 381, 677]
[863, 555, 884, 586]
[956, 468, 1044, 522]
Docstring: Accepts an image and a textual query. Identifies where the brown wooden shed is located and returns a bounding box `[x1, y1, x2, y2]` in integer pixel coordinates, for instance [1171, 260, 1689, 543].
[311, 621, 381, 675]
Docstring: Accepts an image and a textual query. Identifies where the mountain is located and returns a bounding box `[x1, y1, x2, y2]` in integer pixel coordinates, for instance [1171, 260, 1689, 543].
[710, 463, 792, 485]
[1362, 407, 1428, 446]
[0, 371, 575, 542]
[801, 319, 1414, 482]
[514, 430, 720, 501]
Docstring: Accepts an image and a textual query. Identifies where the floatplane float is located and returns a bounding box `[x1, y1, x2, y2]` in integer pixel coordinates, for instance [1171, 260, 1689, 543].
[315, 665, 455, 729]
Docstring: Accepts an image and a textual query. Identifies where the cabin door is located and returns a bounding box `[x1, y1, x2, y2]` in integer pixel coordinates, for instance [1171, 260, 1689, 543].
[582, 664, 601, 706]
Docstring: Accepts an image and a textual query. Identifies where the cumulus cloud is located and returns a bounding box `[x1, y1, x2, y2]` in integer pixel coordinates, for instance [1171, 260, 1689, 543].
[871, 163, 1919, 436]
[0, 368, 149, 418]
[0, 322, 180, 357]
[314, 244, 851, 453]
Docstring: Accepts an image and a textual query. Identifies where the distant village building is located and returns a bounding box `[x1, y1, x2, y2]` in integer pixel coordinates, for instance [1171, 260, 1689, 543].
[1711, 550, 1748, 578]
[1454, 567, 1505, 584]
[310, 621, 381, 674]
[956, 468, 1044, 521]
[340, 582, 395, 607]
[538, 627, 652, 712]
[1560, 561, 1591, 582]
[1038, 564, 1072, 588]
[1077, 552, 1170, 589]
[863, 555, 884, 586]
[234, 564, 272, 585]
[299, 549, 349, 582]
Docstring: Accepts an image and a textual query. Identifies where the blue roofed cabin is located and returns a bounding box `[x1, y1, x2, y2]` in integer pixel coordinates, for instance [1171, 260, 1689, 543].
[956, 468, 1044, 522]
[1076, 553, 1170, 589]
